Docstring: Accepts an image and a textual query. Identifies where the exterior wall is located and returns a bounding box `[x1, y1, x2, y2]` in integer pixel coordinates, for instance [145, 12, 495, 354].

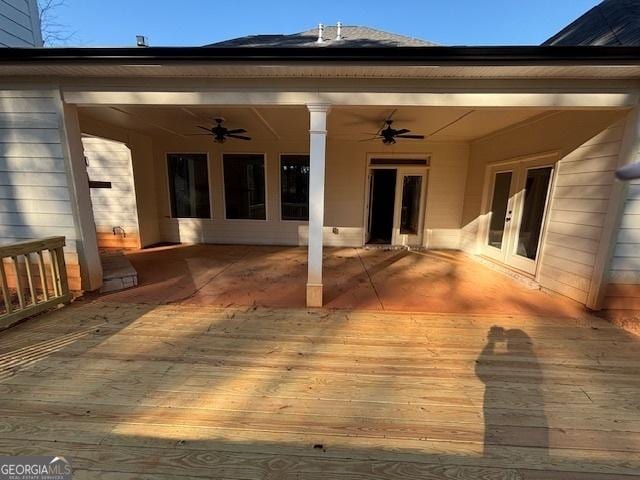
[82, 135, 141, 250]
[605, 109, 640, 311]
[0, 0, 42, 47]
[152, 134, 469, 248]
[0, 88, 97, 291]
[606, 176, 640, 309]
[78, 114, 161, 248]
[128, 133, 160, 247]
[541, 121, 625, 304]
[462, 110, 626, 305]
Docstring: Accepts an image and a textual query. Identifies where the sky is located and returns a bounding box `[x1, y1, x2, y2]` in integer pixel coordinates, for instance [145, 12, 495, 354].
[47, 0, 602, 47]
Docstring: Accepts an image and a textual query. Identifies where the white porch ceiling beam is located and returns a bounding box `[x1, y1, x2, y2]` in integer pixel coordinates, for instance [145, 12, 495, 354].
[250, 107, 280, 140]
[63, 90, 638, 109]
[109, 106, 187, 138]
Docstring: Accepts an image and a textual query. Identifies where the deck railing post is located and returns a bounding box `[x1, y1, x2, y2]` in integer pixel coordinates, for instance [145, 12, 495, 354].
[0, 236, 71, 329]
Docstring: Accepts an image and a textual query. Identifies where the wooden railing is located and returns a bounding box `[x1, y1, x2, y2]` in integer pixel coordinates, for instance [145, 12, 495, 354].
[0, 236, 71, 329]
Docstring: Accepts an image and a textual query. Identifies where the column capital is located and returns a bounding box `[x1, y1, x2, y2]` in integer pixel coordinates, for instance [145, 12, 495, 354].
[306, 103, 332, 113]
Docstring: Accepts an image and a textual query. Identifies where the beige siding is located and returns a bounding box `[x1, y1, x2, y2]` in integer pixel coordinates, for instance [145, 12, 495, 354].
[538, 123, 624, 304]
[78, 114, 160, 247]
[463, 110, 626, 305]
[0, 0, 41, 47]
[0, 88, 81, 289]
[605, 131, 640, 309]
[82, 135, 141, 250]
[152, 136, 469, 248]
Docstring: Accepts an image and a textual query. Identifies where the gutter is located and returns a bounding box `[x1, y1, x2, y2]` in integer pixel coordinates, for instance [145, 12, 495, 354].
[1, 46, 640, 66]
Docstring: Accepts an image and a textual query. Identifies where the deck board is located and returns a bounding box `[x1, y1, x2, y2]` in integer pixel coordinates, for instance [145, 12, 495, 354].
[0, 301, 639, 478]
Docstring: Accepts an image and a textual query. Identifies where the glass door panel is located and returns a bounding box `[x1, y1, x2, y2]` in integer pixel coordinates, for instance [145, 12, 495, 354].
[515, 166, 553, 261]
[487, 171, 513, 250]
[391, 170, 426, 246]
[400, 175, 422, 235]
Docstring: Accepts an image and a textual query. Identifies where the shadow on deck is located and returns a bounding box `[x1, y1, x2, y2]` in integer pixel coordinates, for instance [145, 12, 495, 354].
[0, 301, 638, 478]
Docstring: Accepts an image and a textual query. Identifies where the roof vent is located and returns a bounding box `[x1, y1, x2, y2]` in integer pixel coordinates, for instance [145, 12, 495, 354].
[335, 22, 342, 40]
[136, 35, 149, 47]
[317, 23, 324, 43]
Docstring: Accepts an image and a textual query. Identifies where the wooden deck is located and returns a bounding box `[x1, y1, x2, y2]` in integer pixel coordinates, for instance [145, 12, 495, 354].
[1, 301, 639, 479]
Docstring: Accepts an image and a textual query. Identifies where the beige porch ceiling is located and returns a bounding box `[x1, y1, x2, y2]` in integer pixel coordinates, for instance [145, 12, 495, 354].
[78, 104, 550, 142]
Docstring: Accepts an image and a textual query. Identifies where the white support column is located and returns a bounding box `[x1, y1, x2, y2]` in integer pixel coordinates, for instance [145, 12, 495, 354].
[59, 103, 103, 291]
[306, 104, 330, 307]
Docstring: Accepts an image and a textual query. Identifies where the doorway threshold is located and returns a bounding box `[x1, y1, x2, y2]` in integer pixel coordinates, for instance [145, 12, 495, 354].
[472, 255, 540, 290]
[363, 244, 428, 252]
[364, 244, 405, 251]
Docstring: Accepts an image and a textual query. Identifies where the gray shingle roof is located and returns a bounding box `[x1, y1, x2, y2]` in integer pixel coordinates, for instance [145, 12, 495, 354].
[205, 26, 436, 48]
[543, 0, 640, 46]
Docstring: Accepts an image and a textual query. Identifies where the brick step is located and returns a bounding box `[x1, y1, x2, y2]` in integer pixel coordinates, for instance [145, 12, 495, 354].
[100, 252, 138, 293]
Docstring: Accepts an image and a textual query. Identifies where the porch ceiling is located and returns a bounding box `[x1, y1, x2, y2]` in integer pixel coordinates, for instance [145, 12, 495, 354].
[78, 104, 550, 142]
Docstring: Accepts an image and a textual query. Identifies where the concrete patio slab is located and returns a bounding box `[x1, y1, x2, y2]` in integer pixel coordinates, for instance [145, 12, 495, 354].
[98, 245, 586, 317]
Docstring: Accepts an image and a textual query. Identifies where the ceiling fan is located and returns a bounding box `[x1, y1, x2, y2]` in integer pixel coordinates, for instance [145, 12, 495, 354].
[189, 118, 251, 143]
[362, 119, 425, 145]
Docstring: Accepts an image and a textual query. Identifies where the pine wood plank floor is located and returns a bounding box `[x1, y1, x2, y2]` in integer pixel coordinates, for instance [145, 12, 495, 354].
[0, 301, 639, 479]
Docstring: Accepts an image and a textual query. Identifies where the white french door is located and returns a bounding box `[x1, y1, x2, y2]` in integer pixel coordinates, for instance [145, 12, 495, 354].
[365, 171, 374, 244]
[482, 157, 555, 275]
[392, 169, 427, 247]
[364, 167, 427, 247]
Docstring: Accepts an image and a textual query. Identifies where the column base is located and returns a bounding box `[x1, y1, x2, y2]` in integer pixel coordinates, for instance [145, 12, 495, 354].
[306, 283, 323, 308]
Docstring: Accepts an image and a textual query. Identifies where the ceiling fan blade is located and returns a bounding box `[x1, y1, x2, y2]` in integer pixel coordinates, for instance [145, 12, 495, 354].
[226, 128, 247, 134]
[395, 134, 425, 139]
[227, 134, 252, 140]
[197, 125, 212, 132]
[377, 109, 397, 135]
[358, 137, 381, 142]
[394, 128, 411, 135]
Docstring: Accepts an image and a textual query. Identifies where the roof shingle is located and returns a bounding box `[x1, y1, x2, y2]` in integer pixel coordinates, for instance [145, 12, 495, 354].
[205, 25, 436, 48]
[543, 0, 640, 46]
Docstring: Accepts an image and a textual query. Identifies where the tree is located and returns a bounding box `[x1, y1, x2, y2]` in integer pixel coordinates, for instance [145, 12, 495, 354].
[38, 0, 74, 46]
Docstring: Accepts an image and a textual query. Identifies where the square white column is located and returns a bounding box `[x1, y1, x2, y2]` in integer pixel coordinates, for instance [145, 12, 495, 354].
[306, 104, 330, 307]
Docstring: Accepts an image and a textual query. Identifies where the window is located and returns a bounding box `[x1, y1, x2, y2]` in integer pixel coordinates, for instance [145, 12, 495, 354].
[280, 154, 309, 221]
[223, 153, 266, 220]
[167, 153, 210, 218]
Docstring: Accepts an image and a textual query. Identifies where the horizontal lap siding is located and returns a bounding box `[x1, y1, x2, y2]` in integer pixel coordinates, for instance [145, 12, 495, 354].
[538, 123, 624, 304]
[0, 0, 41, 47]
[82, 136, 140, 250]
[0, 88, 81, 289]
[605, 158, 640, 309]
